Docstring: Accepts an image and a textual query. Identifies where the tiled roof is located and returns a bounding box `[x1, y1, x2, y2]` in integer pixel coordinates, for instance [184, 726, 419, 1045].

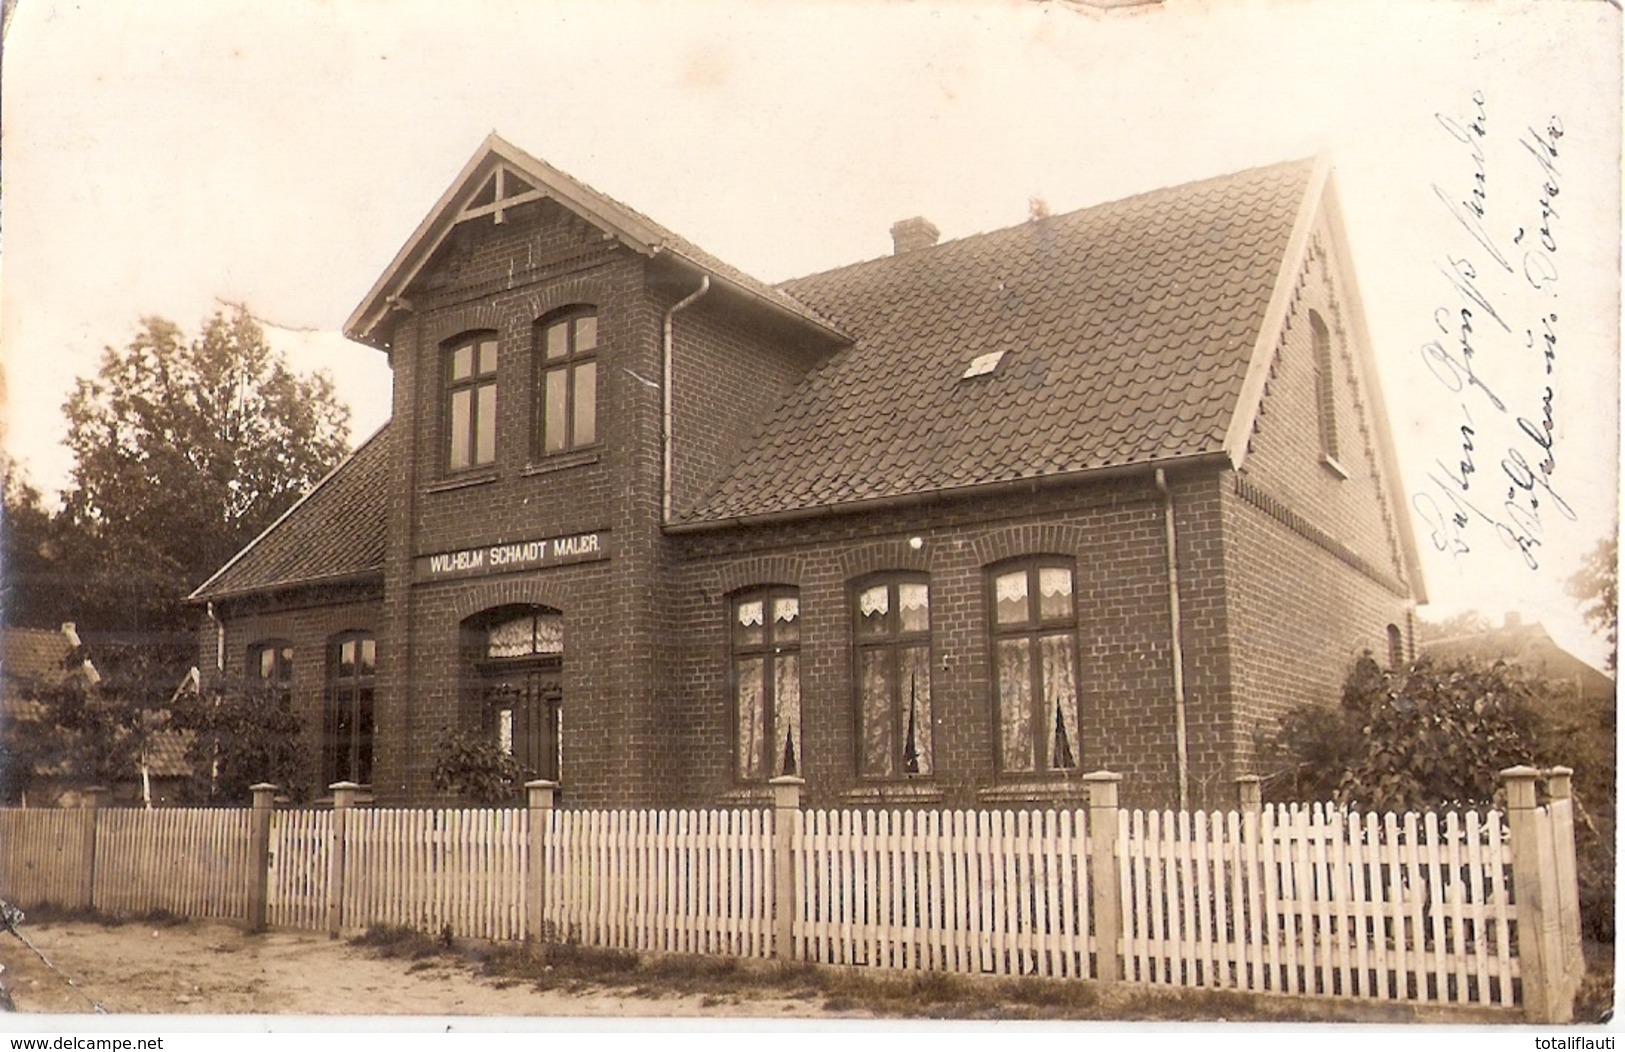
[189, 425, 391, 601]
[687, 159, 1316, 522]
[1, 627, 74, 688]
[1423, 623, 1615, 701]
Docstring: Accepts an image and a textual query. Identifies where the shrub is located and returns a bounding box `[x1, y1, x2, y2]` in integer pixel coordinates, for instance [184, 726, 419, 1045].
[429, 727, 522, 803]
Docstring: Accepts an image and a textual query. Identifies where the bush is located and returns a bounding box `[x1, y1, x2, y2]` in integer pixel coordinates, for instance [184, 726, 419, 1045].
[429, 727, 522, 803]
[1264, 652, 1615, 942]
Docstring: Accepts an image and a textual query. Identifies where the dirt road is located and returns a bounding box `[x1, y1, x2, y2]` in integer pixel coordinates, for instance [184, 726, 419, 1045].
[0, 919, 831, 1020]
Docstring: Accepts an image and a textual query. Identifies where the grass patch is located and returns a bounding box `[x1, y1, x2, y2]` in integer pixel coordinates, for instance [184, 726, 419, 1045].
[348, 924, 455, 961]
[11, 903, 189, 930]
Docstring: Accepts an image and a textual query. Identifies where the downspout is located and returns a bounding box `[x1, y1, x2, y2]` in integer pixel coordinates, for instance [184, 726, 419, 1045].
[206, 602, 225, 675]
[1154, 468, 1190, 811]
[662, 275, 711, 524]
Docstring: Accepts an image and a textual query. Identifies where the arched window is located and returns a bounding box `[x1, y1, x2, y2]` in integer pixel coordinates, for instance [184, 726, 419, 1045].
[1311, 311, 1339, 463]
[731, 588, 801, 780]
[989, 559, 1080, 774]
[853, 575, 932, 778]
[534, 308, 598, 456]
[1387, 623, 1405, 671]
[326, 632, 376, 786]
[464, 606, 563, 783]
[445, 332, 499, 471]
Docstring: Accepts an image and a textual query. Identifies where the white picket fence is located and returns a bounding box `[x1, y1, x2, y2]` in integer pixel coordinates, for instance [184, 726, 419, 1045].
[543, 808, 772, 957]
[1117, 804, 1518, 1009]
[0, 767, 1584, 1020]
[795, 808, 1095, 979]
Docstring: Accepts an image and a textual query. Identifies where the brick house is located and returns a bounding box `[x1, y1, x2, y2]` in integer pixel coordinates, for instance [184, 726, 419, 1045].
[189, 135, 1426, 810]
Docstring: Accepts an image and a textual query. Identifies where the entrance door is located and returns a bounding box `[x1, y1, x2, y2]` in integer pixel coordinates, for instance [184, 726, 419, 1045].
[483, 666, 562, 782]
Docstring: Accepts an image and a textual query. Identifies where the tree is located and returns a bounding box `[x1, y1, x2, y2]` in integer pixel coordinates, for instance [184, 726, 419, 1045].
[0, 460, 72, 629]
[58, 308, 350, 633]
[1567, 535, 1617, 672]
[1415, 608, 1492, 643]
[170, 677, 314, 804]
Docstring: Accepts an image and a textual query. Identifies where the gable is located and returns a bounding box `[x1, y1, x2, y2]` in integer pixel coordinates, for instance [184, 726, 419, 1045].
[686, 159, 1317, 524]
[345, 134, 844, 352]
[1225, 175, 1426, 600]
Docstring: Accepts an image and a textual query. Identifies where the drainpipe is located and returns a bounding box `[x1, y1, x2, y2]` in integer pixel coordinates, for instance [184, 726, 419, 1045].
[1154, 468, 1190, 811]
[206, 602, 225, 674]
[662, 275, 711, 524]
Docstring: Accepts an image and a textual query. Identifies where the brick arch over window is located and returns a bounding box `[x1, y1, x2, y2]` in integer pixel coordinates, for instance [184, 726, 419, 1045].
[451, 580, 572, 623]
[425, 304, 504, 346]
[970, 524, 1090, 568]
[707, 554, 807, 598]
[837, 539, 931, 580]
[525, 277, 617, 324]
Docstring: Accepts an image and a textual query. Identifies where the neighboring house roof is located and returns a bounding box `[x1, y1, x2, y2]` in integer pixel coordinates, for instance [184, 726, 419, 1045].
[188, 425, 391, 602]
[2, 624, 98, 719]
[1422, 618, 1616, 701]
[346, 133, 845, 350]
[688, 159, 1316, 522]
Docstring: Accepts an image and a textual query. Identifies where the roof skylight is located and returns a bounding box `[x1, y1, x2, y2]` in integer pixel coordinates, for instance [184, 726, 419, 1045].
[961, 350, 1006, 380]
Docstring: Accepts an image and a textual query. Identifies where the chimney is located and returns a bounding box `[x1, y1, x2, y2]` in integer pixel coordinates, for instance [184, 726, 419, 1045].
[890, 216, 940, 255]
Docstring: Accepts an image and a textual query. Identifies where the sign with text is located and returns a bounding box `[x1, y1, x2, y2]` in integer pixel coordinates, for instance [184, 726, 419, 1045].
[413, 531, 608, 582]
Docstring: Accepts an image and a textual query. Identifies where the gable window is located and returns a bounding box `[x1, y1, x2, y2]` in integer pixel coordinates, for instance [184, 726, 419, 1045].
[732, 589, 801, 780]
[854, 576, 932, 778]
[248, 640, 294, 706]
[446, 333, 498, 471]
[326, 632, 376, 786]
[1311, 311, 1339, 463]
[990, 561, 1080, 775]
[535, 308, 598, 456]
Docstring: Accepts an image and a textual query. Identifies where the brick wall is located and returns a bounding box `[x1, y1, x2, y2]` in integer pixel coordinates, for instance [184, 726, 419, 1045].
[1220, 216, 1416, 774]
[667, 473, 1223, 811]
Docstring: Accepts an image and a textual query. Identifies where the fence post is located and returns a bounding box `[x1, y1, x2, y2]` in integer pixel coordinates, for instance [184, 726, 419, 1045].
[247, 783, 277, 932]
[1235, 775, 1261, 816]
[525, 780, 557, 947]
[1083, 771, 1122, 983]
[1544, 766, 1585, 1003]
[326, 781, 359, 939]
[77, 787, 107, 911]
[1502, 765, 1569, 1023]
[770, 775, 804, 961]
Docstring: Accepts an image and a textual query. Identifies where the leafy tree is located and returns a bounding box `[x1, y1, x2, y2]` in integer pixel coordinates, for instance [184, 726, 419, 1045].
[1415, 609, 1492, 643]
[58, 308, 349, 633]
[0, 460, 72, 629]
[430, 728, 523, 804]
[171, 677, 314, 804]
[1567, 535, 1618, 672]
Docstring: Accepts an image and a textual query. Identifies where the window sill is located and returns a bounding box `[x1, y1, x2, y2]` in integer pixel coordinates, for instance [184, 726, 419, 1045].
[523, 449, 602, 476]
[841, 782, 944, 804]
[1320, 454, 1351, 480]
[977, 779, 1088, 804]
[427, 470, 498, 494]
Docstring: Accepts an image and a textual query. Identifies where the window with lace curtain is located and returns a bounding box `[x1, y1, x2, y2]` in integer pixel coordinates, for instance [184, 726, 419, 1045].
[853, 575, 932, 778]
[989, 560, 1080, 775]
[731, 588, 801, 780]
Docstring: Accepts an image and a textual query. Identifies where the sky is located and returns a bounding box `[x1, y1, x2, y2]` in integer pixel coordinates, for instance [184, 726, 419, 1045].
[1, 0, 1619, 668]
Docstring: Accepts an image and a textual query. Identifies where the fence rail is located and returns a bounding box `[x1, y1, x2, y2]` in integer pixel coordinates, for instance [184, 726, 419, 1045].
[0, 767, 1584, 1022]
